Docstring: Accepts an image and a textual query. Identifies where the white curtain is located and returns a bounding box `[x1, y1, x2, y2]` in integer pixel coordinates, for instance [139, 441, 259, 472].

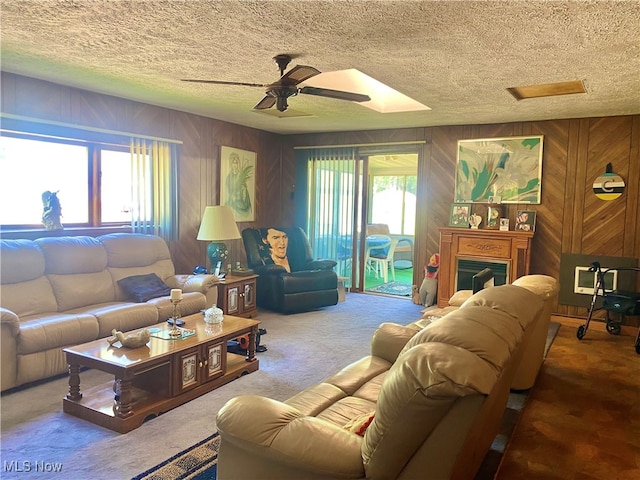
[130, 139, 179, 241]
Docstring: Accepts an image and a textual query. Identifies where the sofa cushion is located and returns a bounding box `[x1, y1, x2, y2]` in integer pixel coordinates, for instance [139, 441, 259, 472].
[17, 314, 99, 354]
[99, 233, 174, 269]
[324, 356, 392, 396]
[344, 411, 376, 436]
[448, 289, 473, 306]
[402, 306, 524, 373]
[0, 277, 58, 318]
[48, 271, 115, 311]
[285, 383, 347, 417]
[70, 303, 159, 338]
[512, 274, 560, 300]
[35, 236, 108, 274]
[0, 239, 46, 284]
[118, 273, 172, 302]
[317, 396, 377, 427]
[459, 284, 544, 330]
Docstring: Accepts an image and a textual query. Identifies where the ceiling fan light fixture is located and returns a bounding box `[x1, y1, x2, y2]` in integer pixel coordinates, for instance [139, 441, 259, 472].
[507, 80, 587, 100]
[276, 96, 289, 112]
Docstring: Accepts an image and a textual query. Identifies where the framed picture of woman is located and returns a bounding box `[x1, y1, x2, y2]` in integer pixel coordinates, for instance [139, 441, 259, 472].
[220, 146, 256, 221]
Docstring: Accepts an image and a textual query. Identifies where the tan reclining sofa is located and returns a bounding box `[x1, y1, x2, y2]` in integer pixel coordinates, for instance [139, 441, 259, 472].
[216, 283, 552, 480]
[0, 233, 218, 391]
[414, 274, 559, 390]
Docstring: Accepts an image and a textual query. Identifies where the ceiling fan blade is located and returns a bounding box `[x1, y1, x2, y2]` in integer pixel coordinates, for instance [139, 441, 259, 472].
[181, 79, 265, 88]
[299, 86, 371, 103]
[254, 95, 277, 110]
[279, 65, 321, 85]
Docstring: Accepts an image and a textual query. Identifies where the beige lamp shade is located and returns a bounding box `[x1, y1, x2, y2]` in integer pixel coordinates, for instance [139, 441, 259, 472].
[197, 205, 241, 241]
[197, 206, 241, 274]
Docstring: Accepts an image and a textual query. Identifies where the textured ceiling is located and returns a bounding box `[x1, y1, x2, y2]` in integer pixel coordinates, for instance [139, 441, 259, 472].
[1, 0, 639, 135]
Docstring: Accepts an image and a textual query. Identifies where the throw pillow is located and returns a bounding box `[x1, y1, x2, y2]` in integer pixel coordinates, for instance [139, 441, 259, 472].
[118, 273, 171, 303]
[343, 411, 376, 436]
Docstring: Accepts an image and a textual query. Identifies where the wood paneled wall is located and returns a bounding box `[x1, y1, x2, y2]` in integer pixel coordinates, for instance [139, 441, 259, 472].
[3, 73, 639, 317]
[284, 117, 640, 317]
[1, 73, 283, 275]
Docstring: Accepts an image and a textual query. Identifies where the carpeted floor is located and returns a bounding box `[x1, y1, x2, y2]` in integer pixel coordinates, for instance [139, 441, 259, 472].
[132, 322, 562, 480]
[0, 293, 423, 479]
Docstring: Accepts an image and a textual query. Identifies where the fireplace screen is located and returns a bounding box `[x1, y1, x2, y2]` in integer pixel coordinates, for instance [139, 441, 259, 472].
[456, 258, 509, 291]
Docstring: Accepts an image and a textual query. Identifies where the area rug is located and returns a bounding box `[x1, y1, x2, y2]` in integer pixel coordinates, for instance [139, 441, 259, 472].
[131, 432, 219, 480]
[134, 322, 562, 480]
[368, 280, 412, 296]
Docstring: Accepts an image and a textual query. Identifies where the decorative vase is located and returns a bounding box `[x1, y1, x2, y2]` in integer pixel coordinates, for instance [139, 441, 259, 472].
[204, 304, 224, 324]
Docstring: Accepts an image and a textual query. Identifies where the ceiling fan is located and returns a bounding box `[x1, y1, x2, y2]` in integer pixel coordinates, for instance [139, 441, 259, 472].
[182, 54, 371, 112]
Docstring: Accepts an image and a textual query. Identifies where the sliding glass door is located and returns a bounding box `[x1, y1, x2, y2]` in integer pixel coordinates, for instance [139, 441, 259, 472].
[296, 144, 420, 295]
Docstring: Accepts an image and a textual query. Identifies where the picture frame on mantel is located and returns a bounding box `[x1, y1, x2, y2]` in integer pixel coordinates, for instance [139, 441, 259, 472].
[220, 146, 256, 222]
[454, 136, 543, 204]
[515, 210, 537, 232]
[448, 203, 471, 228]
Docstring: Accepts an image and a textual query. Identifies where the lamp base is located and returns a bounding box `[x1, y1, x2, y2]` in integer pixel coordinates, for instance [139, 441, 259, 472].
[207, 242, 229, 274]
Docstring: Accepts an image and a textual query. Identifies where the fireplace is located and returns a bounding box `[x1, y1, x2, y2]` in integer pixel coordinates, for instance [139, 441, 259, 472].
[438, 228, 534, 307]
[456, 258, 509, 291]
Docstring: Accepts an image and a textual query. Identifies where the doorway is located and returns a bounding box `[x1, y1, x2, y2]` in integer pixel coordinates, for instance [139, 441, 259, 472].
[299, 146, 419, 299]
[363, 154, 417, 297]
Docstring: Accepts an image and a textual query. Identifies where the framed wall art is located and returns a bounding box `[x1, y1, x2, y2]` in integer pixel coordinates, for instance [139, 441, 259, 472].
[515, 210, 537, 232]
[220, 146, 256, 221]
[449, 203, 472, 228]
[454, 136, 543, 204]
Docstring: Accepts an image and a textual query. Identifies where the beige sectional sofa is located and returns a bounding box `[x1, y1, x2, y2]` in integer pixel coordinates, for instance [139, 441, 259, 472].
[414, 274, 559, 390]
[0, 233, 219, 391]
[216, 283, 552, 480]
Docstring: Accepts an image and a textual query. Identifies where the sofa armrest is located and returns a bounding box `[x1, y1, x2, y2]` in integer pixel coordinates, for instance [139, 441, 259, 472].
[305, 259, 337, 270]
[171, 274, 220, 308]
[254, 264, 288, 275]
[217, 395, 364, 478]
[371, 322, 418, 363]
[173, 274, 219, 292]
[1, 308, 20, 336]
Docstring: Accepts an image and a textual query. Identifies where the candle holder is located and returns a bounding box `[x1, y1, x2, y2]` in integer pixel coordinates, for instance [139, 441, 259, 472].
[169, 298, 183, 338]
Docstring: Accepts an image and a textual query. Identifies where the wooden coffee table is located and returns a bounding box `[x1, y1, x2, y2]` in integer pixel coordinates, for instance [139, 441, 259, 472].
[63, 313, 260, 433]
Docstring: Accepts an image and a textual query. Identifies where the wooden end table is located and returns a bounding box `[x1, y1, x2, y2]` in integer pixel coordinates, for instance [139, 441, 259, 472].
[63, 313, 259, 433]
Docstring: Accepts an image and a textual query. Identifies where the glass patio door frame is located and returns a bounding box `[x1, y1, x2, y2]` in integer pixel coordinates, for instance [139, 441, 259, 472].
[299, 143, 422, 294]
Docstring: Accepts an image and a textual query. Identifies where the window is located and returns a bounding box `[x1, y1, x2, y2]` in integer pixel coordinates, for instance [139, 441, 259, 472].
[0, 133, 141, 228]
[370, 174, 417, 235]
[101, 149, 136, 223]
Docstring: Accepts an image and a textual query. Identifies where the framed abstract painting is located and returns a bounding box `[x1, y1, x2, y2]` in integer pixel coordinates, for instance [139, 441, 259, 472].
[454, 136, 543, 204]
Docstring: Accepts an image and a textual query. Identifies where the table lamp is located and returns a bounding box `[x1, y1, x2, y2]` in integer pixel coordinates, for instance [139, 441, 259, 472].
[196, 205, 241, 274]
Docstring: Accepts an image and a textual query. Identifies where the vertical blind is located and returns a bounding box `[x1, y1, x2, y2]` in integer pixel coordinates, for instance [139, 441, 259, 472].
[307, 147, 359, 286]
[130, 139, 179, 241]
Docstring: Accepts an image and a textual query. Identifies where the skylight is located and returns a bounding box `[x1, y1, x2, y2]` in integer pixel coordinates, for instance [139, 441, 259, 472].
[304, 69, 431, 113]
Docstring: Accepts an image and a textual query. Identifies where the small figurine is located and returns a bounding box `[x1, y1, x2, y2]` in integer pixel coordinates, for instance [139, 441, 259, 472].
[469, 213, 482, 229]
[41, 191, 63, 230]
[107, 328, 150, 348]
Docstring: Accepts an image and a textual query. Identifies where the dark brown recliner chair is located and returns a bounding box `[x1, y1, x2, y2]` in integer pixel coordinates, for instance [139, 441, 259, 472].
[242, 227, 338, 313]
